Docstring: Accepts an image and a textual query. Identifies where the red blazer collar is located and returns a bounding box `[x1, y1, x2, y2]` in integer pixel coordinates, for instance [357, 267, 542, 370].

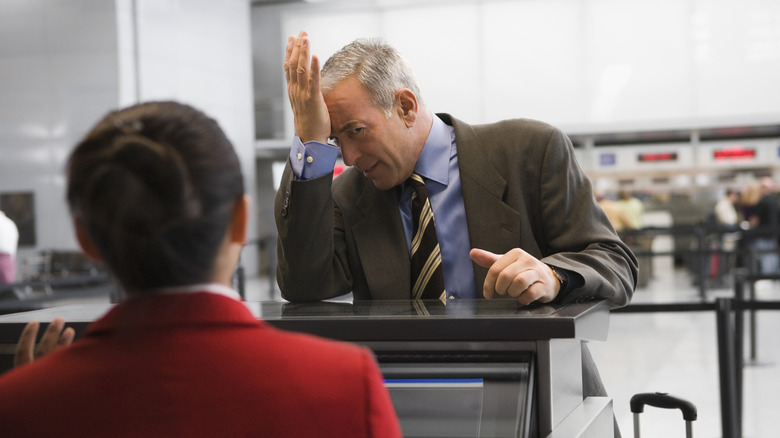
[85, 292, 262, 336]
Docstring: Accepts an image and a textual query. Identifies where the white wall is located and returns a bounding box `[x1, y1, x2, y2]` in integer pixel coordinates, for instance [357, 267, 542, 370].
[0, 0, 120, 264]
[0, 0, 258, 276]
[277, 0, 780, 136]
[119, 0, 258, 276]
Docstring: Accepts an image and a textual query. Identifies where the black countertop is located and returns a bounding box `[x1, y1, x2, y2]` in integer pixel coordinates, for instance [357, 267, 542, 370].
[0, 298, 609, 344]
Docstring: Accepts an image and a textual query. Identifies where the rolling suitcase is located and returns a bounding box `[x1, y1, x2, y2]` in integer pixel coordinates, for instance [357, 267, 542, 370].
[630, 392, 697, 438]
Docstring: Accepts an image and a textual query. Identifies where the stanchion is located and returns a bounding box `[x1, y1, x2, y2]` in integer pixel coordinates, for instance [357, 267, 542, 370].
[736, 271, 777, 368]
[696, 226, 708, 299]
[715, 297, 741, 438]
[748, 272, 758, 364]
[732, 271, 745, 427]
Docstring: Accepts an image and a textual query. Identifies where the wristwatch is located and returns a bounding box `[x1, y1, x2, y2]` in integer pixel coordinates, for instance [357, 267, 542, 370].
[547, 264, 567, 290]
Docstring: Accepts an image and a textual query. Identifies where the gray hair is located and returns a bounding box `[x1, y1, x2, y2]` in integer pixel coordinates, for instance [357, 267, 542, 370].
[321, 38, 423, 118]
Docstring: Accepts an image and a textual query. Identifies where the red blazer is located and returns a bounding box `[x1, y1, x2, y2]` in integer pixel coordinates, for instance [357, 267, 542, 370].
[0, 292, 402, 437]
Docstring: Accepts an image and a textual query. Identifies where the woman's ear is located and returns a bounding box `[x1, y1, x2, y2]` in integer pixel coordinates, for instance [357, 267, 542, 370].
[229, 195, 250, 245]
[74, 219, 102, 262]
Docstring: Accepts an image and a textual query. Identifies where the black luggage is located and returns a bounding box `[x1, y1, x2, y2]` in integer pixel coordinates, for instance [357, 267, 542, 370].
[630, 392, 697, 438]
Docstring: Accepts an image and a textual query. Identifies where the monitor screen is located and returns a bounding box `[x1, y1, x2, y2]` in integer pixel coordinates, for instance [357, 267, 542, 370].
[381, 362, 533, 438]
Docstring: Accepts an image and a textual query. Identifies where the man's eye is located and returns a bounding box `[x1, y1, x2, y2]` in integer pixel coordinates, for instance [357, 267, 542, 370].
[351, 127, 364, 135]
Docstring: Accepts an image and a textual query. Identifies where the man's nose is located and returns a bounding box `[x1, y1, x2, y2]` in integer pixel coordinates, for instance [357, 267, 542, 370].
[340, 143, 358, 166]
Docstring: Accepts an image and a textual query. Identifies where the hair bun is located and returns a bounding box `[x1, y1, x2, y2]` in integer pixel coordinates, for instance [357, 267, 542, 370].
[109, 134, 202, 230]
[67, 101, 244, 291]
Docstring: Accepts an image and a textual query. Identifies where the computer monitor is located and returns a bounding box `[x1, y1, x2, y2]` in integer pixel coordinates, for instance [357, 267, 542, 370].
[380, 357, 534, 438]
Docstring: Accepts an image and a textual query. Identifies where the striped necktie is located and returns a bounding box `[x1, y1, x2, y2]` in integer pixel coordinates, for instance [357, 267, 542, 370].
[407, 173, 446, 301]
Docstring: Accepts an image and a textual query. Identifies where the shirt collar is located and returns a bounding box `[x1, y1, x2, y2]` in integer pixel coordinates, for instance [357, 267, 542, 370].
[156, 283, 242, 301]
[413, 114, 452, 187]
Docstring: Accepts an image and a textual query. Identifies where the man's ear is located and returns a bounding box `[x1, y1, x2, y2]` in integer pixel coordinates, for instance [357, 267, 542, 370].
[396, 88, 418, 127]
[74, 219, 102, 262]
[229, 195, 250, 245]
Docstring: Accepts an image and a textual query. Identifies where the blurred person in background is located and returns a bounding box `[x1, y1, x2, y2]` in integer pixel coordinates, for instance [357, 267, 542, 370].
[739, 181, 761, 229]
[748, 177, 780, 274]
[617, 189, 644, 229]
[0, 209, 19, 284]
[596, 191, 637, 235]
[712, 188, 741, 284]
[714, 188, 740, 230]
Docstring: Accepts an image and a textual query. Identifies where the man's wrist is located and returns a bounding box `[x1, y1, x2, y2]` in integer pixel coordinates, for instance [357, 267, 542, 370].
[290, 137, 339, 180]
[547, 264, 568, 291]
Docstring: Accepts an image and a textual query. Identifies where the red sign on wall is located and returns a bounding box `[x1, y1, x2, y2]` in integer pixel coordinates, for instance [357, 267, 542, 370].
[713, 147, 756, 160]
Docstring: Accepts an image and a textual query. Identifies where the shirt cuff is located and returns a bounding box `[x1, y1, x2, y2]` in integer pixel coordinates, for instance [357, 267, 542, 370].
[551, 266, 584, 302]
[289, 136, 340, 180]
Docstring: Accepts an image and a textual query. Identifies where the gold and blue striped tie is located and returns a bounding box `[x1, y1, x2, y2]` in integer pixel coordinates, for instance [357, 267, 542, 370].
[407, 173, 446, 301]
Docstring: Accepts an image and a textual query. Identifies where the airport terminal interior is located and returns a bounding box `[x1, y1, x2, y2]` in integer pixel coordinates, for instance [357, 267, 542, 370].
[2, 0, 780, 437]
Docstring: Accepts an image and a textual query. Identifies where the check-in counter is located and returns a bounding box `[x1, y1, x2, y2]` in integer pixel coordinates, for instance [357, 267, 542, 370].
[0, 299, 612, 437]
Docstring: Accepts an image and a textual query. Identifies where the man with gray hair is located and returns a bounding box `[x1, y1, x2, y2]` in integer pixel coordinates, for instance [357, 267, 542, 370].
[275, 31, 637, 436]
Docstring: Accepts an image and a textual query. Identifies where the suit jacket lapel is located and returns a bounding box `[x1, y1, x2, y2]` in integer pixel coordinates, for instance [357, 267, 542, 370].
[351, 179, 410, 299]
[441, 114, 523, 294]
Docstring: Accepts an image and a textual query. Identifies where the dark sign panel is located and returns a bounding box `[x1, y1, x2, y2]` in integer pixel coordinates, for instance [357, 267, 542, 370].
[638, 152, 678, 162]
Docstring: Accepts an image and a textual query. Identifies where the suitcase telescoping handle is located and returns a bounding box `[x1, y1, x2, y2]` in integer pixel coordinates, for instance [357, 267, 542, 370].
[630, 392, 697, 438]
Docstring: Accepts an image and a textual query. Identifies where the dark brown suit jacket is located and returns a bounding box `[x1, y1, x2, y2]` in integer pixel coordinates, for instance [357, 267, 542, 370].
[275, 114, 637, 307]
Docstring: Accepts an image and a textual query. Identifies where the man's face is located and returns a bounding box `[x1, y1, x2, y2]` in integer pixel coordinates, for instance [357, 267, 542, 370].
[324, 76, 418, 190]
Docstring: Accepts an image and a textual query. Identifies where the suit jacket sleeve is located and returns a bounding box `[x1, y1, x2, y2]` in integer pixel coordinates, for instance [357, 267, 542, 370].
[275, 154, 411, 302]
[534, 125, 638, 307]
[451, 115, 637, 308]
[275, 159, 353, 301]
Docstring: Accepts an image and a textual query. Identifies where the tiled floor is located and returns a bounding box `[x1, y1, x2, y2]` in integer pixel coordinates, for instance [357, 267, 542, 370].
[588, 250, 779, 438]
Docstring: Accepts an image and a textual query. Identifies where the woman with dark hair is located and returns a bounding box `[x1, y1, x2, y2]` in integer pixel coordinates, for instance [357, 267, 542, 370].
[0, 101, 401, 437]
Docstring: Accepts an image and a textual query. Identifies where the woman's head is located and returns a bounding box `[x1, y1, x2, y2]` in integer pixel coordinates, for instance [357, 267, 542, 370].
[66, 101, 244, 293]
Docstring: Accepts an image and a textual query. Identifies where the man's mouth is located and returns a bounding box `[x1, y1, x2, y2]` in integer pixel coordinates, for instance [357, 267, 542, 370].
[361, 162, 378, 176]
